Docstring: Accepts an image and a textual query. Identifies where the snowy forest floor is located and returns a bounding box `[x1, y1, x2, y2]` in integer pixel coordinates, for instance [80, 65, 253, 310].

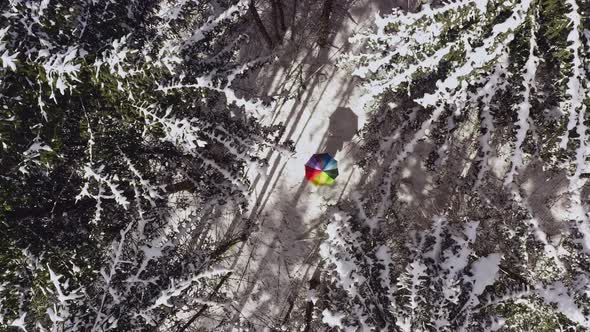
[221, 0, 395, 329]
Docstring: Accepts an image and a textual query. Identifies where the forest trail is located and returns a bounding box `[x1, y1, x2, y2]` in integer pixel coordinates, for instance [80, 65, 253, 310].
[225, 1, 394, 329]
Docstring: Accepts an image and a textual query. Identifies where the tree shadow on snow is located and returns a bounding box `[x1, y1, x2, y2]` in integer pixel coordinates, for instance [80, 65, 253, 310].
[219, 1, 387, 329]
[215, 0, 440, 329]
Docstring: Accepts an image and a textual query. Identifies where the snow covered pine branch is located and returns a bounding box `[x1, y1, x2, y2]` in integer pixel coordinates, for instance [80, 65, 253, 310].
[315, 0, 590, 330]
[0, 0, 290, 330]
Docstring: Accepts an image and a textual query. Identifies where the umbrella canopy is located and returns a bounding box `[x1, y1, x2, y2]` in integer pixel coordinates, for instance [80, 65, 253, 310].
[305, 153, 339, 186]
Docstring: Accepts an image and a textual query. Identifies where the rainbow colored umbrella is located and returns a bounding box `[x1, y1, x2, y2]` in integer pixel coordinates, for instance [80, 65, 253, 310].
[305, 153, 339, 186]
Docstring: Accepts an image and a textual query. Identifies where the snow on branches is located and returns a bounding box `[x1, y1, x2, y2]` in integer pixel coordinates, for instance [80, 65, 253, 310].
[0, 0, 287, 330]
[320, 214, 590, 331]
[346, 0, 590, 207]
[324, 1, 590, 329]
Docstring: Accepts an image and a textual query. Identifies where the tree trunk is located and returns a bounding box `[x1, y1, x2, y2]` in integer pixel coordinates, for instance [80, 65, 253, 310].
[291, 0, 298, 41]
[270, 0, 283, 44]
[249, 0, 274, 48]
[275, 0, 286, 32]
[303, 264, 322, 332]
[317, 0, 333, 48]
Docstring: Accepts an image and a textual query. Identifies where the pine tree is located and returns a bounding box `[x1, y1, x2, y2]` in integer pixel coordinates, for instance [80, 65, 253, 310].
[0, 0, 290, 330]
[319, 0, 590, 330]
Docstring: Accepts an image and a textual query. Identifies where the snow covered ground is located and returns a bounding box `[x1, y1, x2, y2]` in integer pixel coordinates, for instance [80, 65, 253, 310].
[224, 1, 394, 329]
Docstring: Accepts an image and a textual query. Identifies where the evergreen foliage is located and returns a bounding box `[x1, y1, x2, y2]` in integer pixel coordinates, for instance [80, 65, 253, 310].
[0, 0, 289, 329]
[321, 0, 590, 330]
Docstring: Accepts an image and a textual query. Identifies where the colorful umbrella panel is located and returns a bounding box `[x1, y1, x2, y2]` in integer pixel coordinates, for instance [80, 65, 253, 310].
[305, 153, 339, 186]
